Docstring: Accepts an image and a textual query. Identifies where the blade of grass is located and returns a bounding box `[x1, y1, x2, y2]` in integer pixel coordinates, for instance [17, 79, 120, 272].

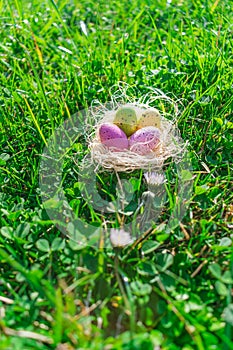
[23, 97, 48, 146]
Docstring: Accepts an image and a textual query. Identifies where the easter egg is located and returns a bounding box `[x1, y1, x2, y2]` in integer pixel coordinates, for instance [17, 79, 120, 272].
[138, 109, 161, 129]
[99, 123, 129, 151]
[129, 126, 160, 155]
[113, 107, 137, 137]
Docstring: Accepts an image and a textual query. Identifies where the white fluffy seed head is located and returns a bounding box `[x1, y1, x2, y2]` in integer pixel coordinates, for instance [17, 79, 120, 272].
[110, 228, 133, 248]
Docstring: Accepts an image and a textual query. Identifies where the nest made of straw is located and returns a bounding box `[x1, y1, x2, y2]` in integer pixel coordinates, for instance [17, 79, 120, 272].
[84, 86, 187, 172]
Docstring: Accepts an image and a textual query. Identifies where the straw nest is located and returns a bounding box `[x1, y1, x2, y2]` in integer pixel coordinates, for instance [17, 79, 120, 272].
[84, 85, 187, 172]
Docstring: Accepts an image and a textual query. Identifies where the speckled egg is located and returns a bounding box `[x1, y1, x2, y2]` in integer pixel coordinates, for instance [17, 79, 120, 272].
[113, 107, 137, 137]
[138, 109, 161, 129]
[99, 123, 129, 151]
[129, 126, 160, 155]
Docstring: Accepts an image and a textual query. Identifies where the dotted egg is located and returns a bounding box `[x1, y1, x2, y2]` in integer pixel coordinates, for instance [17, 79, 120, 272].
[138, 109, 161, 129]
[99, 123, 129, 151]
[114, 107, 137, 137]
[129, 126, 160, 155]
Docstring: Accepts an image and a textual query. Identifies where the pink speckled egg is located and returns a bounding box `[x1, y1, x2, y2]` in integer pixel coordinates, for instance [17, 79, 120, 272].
[99, 123, 129, 151]
[129, 126, 160, 155]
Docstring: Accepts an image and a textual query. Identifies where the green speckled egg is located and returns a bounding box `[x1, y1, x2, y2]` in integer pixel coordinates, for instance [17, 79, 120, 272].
[113, 107, 137, 137]
[138, 109, 161, 129]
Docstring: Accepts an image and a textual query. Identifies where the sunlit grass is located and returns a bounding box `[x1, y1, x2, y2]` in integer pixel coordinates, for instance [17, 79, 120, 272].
[0, 0, 233, 349]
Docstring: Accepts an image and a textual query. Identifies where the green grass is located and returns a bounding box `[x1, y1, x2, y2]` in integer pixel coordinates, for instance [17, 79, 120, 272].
[0, 0, 233, 349]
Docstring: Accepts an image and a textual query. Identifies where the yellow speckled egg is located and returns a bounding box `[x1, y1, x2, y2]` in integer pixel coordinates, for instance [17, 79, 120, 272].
[138, 109, 161, 129]
[113, 107, 137, 137]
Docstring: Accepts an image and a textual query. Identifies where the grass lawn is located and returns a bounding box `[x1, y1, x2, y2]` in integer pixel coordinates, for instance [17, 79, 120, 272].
[0, 0, 233, 349]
